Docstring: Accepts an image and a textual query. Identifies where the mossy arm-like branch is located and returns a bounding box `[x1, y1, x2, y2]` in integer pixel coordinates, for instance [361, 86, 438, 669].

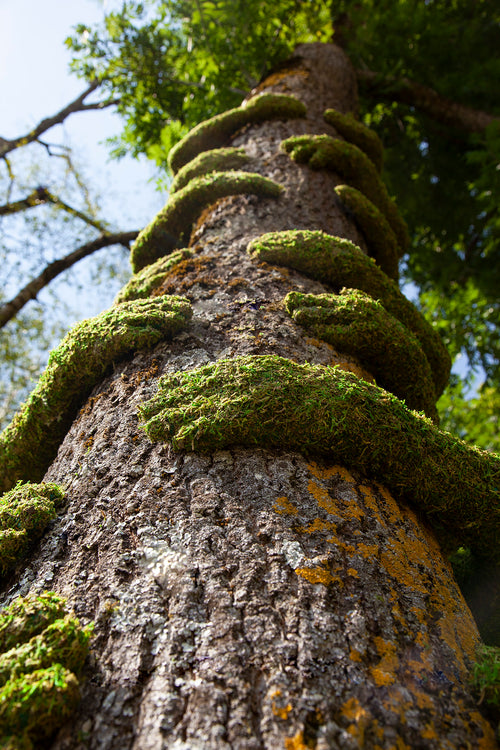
[139, 355, 499, 561]
[0, 297, 192, 493]
[131, 171, 283, 273]
[168, 93, 306, 174]
[116, 249, 192, 303]
[281, 134, 409, 254]
[0, 592, 92, 748]
[248, 230, 450, 396]
[170, 147, 251, 193]
[0, 482, 65, 575]
[284, 290, 437, 419]
[324, 108, 384, 172]
[334, 184, 399, 281]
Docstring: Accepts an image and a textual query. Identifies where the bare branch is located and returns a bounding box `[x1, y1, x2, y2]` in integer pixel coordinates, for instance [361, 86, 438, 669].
[0, 231, 138, 328]
[356, 69, 497, 134]
[0, 83, 120, 159]
[0, 187, 108, 232]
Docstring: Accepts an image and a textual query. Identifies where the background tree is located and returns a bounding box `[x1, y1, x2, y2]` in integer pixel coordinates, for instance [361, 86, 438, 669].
[0, 86, 139, 426]
[67, 0, 500, 450]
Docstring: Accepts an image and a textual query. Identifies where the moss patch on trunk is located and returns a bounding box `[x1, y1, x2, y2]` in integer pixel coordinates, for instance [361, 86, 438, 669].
[334, 184, 399, 281]
[139, 354, 499, 562]
[0, 297, 192, 493]
[0, 482, 65, 575]
[0, 593, 92, 749]
[116, 249, 192, 303]
[248, 230, 450, 396]
[284, 289, 437, 419]
[170, 147, 250, 193]
[323, 108, 384, 172]
[131, 171, 283, 272]
[281, 133, 409, 253]
[168, 93, 306, 174]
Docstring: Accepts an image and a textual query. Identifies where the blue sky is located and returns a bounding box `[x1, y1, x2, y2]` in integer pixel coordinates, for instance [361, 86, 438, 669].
[0, 0, 164, 229]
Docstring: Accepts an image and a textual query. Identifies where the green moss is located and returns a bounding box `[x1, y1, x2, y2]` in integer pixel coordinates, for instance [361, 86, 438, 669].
[0, 593, 92, 747]
[131, 171, 283, 272]
[0, 297, 192, 493]
[0, 593, 67, 654]
[335, 184, 399, 281]
[281, 134, 409, 254]
[170, 147, 250, 193]
[168, 93, 306, 174]
[0, 665, 80, 743]
[284, 289, 437, 419]
[470, 645, 500, 719]
[247, 230, 450, 396]
[324, 108, 384, 172]
[116, 249, 192, 303]
[139, 355, 499, 561]
[0, 615, 91, 687]
[0, 483, 65, 575]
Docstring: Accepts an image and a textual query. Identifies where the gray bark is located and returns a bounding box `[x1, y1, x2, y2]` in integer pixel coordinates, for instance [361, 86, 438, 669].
[1, 43, 495, 749]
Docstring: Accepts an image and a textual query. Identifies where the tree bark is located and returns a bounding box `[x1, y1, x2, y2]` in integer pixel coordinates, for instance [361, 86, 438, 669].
[1, 43, 495, 749]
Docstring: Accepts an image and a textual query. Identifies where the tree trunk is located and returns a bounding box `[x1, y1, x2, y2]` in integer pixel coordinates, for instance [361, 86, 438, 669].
[1, 43, 496, 749]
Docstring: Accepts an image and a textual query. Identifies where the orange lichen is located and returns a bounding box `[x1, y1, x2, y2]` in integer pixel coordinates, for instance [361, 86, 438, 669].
[295, 566, 343, 587]
[284, 730, 309, 750]
[347, 567, 359, 578]
[273, 496, 299, 516]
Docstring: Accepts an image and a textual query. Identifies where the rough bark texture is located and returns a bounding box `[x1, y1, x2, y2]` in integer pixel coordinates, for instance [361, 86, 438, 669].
[0, 43, 496, 749]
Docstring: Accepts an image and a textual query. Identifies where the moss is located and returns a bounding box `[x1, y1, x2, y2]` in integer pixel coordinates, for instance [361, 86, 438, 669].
[0, 297, 192, 493]
[0, 615, 91, 686]
[0, 665, 80, 743]
[334, 184, 399, 281]
[247, 230, 450, 396]
[281, 134, 409, 253]
[131, 171, 283, 272]
[470, 645, 500, 720]
[170, 147, 250, 193]
[0, 483, 65, 575]
[284, 289, 437, 419]
[0, 593, 92, 748]
[116, 249, 192, 303]
[0, 593, 67, 654]
[324, 108, 384, 172]
[139, 355, 499, 561]
[168, 93, 306, 174]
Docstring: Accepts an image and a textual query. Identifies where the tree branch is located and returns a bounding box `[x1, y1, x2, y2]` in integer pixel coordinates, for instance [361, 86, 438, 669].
[0, 83, 120, 158]
[0, 231, 138, 328]
[356, 69, 497, 134]
[0, 187, 108, 232]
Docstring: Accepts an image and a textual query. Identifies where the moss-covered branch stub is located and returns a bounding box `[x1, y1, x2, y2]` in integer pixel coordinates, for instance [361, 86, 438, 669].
[323, 108, 384, 173]
[139, 354, 499, 562]
[170, 147, 251, 193]
[335, 184, 399, 281]
[168, 93, 306, 174]
[116, 249, 192, 303]
[0, 296, 192, 493]
[0, 592, 92, 748]
[248, 230, 450, 396]
[0, 482, 65, 576]
[131, 171, 283, 273]
[281, 133, 409, 254]
[284, 289, 437, 419]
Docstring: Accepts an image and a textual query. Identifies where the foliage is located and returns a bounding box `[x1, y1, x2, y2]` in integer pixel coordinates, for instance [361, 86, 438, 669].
[67, 0, 330, 163]
[139, 354, 500, 562]
[470, 644, 500, 721]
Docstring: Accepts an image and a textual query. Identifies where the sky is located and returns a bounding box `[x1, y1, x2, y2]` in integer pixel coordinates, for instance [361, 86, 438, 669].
[0, 0, 164, 230]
